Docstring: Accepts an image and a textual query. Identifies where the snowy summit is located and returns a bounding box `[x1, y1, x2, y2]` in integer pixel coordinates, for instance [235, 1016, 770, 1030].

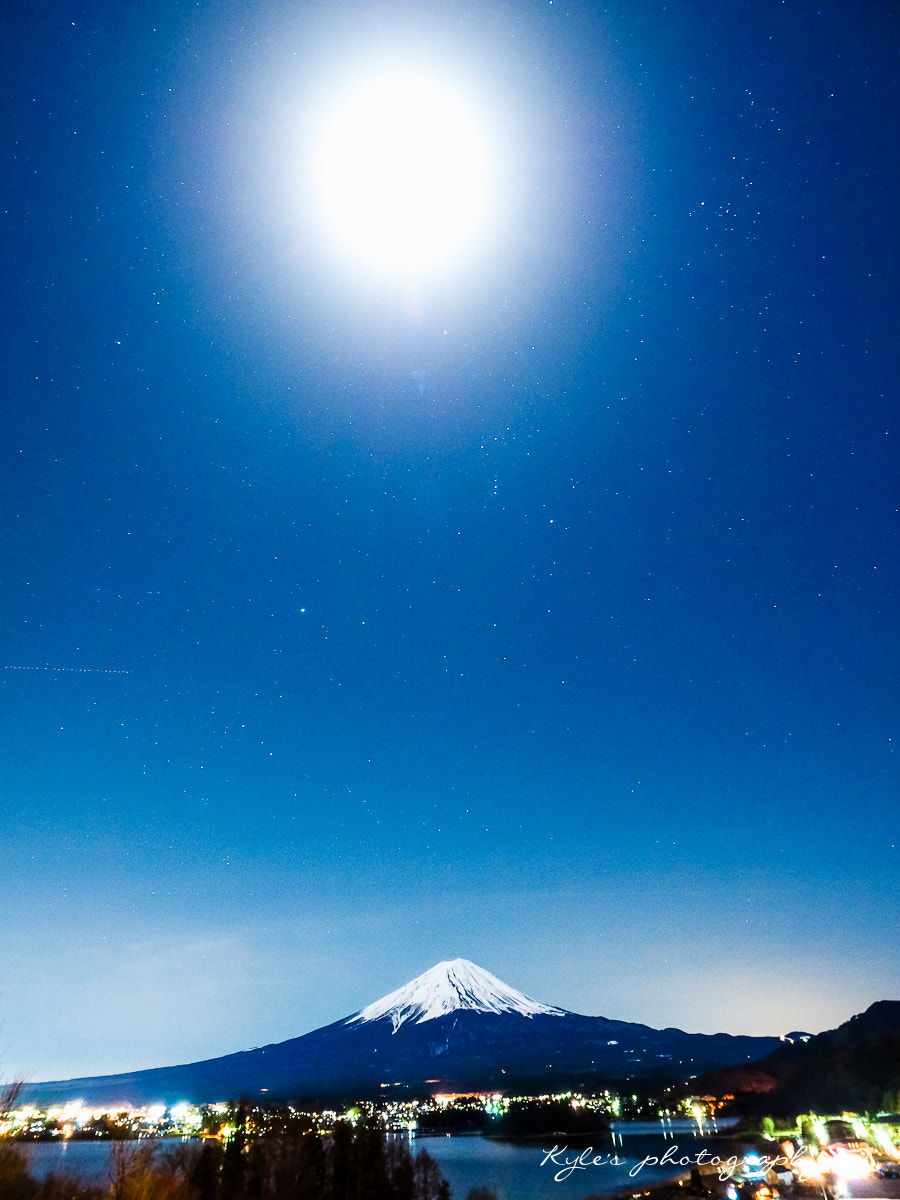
[345, 958, 564, 1032]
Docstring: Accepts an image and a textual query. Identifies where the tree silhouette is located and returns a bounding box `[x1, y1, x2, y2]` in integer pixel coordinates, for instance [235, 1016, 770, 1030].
[187, 1140, 224, 1200]
[219, 1106, 249, 1200]
[413, 1149, 443, 1200]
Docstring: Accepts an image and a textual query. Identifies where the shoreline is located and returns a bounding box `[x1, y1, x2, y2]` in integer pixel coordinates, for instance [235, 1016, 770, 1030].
[610, 1179, 694, 1200]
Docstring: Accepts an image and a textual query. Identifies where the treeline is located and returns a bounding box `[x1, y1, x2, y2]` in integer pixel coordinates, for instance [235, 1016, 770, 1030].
[0, 1111, 467, 1200]
[487, 1098, 608, 1138]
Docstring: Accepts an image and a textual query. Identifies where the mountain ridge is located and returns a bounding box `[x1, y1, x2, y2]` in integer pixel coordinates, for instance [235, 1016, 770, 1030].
[692, 999, 900, 1113]
[17, 960, 803, 1106]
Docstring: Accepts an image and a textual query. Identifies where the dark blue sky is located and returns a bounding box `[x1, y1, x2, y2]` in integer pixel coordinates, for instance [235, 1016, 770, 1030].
[2, 0, 898, 1083]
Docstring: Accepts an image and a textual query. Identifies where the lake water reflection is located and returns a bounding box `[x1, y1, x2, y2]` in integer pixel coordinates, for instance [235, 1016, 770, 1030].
[418, 1127, 730, 1200]
[22, 1121, 737, 1200]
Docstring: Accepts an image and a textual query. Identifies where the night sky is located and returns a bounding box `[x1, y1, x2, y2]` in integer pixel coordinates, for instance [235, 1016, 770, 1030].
[2, 0, 898, 1085]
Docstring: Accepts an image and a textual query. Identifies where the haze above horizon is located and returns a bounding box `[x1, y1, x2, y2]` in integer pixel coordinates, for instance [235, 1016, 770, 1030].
[2, 0, 897, 1083]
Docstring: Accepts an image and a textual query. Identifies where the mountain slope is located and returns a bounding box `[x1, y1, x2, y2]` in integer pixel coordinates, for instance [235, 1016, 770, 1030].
[20, 959, 784, 1107]
[695, 1000, 900, 1113]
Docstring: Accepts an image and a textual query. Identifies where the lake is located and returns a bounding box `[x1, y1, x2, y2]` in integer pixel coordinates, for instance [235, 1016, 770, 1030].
[19, 1120, 739, 1200]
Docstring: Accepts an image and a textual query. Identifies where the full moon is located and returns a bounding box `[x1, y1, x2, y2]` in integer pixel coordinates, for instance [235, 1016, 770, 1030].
[309, 68, 496, 279]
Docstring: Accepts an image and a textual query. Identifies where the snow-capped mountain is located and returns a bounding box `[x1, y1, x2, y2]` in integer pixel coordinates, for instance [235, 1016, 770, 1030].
[347, 958, 564, 1030]
[23, 960, 785, 1107]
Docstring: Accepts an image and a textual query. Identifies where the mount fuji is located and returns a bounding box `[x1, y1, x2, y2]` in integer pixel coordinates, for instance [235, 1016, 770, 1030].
[22, 959, 782, 1106]
[346, 958, 564, 1030]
